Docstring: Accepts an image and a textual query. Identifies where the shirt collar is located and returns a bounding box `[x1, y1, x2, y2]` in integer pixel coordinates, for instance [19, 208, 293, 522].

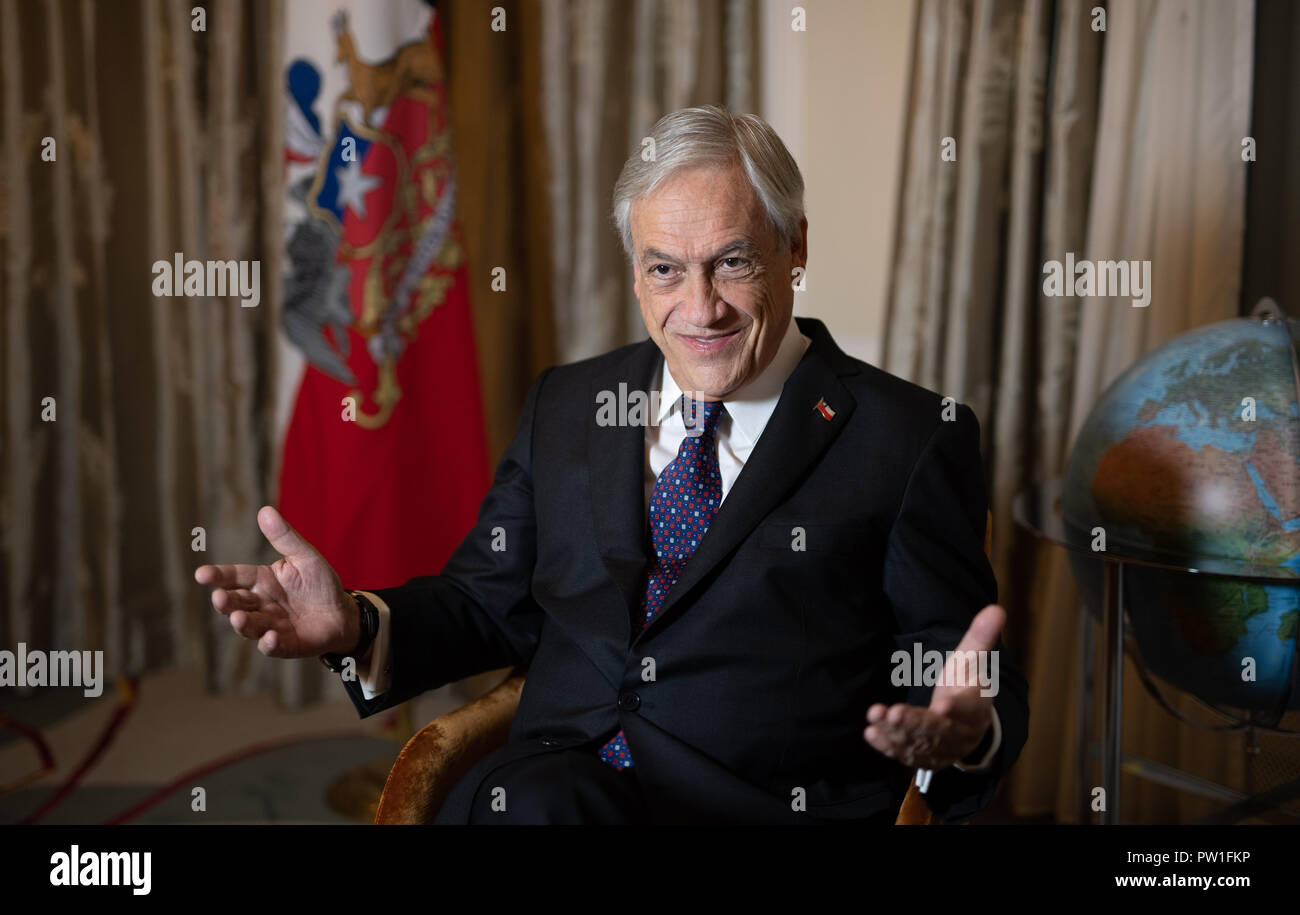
[656, 315, 811, 447]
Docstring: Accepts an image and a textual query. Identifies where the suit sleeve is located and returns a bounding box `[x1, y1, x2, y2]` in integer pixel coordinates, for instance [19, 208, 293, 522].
[336, 368, 553, 718]
[881, 403, 1030, 823]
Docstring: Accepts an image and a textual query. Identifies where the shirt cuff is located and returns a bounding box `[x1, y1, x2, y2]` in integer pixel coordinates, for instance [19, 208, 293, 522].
[353, 591, 392, 700]
[952, 706, 1002, 773]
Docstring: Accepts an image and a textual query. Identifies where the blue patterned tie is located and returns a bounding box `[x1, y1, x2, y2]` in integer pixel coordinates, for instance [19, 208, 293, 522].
[599, 397, 725, 770]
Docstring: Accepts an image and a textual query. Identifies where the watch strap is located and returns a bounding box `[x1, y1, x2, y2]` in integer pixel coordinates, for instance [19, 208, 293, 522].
[320, 590, 379, 673]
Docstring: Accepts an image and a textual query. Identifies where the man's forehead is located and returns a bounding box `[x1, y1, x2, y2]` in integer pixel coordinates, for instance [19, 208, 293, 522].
[629, 165, 770, 261]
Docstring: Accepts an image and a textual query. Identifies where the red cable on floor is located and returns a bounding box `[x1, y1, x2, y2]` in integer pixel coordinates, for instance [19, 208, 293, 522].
[19, 676, 139, 825]
[0, 715, 57, 796]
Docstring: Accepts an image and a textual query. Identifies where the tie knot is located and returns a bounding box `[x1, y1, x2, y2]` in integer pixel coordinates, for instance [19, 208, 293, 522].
[681, 397, 724, 438]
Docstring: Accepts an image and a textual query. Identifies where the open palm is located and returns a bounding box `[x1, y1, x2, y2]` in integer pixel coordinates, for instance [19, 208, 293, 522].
[863, 604, 1003, 770]
[195, 506, 357, 659]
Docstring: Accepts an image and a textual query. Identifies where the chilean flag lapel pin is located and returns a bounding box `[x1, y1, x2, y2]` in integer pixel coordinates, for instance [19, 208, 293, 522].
[814, 397, 836, 421]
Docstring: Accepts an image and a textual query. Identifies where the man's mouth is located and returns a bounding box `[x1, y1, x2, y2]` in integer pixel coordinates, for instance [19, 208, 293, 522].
[675, 328, 742, 353]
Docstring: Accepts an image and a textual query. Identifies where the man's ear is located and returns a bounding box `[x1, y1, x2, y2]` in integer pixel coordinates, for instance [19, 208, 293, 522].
[791, 217, 809, 269]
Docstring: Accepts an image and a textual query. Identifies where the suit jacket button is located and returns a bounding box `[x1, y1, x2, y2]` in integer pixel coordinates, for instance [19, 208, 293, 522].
[539, 737, 557, 746]
[618, 691, 641, 712]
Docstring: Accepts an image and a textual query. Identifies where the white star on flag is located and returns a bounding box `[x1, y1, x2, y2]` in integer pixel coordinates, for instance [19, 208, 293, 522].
[335, 158, 382, 220]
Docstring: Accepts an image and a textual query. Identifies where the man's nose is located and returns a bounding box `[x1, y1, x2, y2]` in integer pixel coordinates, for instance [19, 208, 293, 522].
[678, 269, 727, 327]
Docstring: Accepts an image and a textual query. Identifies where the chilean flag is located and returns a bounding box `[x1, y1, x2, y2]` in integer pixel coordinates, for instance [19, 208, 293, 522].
[277, 0, 489, 588]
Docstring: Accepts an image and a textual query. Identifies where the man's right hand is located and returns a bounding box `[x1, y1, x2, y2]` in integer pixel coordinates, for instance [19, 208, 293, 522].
[195, 505, 358, 660]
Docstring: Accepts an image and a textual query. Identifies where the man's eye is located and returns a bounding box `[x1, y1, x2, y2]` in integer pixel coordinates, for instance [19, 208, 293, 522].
[720, 257, 748, 270]
[650, 264, 673, 276]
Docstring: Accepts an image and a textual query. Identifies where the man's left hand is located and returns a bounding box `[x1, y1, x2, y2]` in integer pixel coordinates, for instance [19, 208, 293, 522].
[863, 604, 1004, 770]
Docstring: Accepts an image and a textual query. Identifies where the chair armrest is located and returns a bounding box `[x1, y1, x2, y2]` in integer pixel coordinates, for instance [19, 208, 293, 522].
[374, 666, 527, 824]
[894, 778, 934, 825]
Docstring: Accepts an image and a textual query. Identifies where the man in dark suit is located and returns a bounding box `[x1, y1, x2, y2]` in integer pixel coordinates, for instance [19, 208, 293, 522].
[197, 106, 1027, 824]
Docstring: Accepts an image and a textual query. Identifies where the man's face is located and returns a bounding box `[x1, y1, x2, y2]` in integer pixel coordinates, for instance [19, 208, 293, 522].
[630, 161, 807, 401]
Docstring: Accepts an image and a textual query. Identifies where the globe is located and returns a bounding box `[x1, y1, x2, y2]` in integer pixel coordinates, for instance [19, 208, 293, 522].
[1063, 313, 1300, 712]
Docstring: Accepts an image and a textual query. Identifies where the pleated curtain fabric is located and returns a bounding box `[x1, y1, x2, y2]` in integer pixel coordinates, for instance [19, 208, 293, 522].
[0, 0, 340, 706]
[438, 0, 559, 466]
[883, 0, 1258, 822]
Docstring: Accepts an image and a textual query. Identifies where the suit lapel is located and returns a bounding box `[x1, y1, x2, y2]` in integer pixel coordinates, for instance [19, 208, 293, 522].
[634, 319, 858, 645]
[587, 340, 662, 650]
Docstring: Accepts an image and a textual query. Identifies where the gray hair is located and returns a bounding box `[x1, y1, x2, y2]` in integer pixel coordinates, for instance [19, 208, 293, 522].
[611, 105, 805, 258]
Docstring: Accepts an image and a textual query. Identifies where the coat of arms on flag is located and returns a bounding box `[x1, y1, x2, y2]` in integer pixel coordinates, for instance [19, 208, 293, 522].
[278, 0, 489, 589]
[284, 6, 459, 428]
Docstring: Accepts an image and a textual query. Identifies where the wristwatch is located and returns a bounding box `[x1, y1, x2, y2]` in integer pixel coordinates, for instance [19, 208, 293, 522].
[320, 590, 379, 673]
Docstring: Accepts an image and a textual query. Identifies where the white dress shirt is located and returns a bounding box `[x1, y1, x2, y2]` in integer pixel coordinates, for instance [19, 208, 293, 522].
[353, 315, 999, 772]
[646, 313, 810, 507]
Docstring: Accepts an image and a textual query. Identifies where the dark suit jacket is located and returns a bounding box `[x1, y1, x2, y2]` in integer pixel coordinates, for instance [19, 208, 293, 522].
[342, 316, 1029, 823]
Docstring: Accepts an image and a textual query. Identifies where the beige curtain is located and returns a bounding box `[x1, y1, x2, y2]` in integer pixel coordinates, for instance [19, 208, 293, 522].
[886, 0, 1075, 651]
[439, 0, 559, 464]
[539, 0, 759, 363]
[0, 0, 336, 705]
[884, 0, 1258, 822]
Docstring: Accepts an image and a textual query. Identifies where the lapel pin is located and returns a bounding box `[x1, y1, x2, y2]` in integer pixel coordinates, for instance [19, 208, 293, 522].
[814, 397, 836, 421]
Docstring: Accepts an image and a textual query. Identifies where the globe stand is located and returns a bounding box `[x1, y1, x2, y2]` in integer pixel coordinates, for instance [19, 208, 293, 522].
[1016, 479, 1300, 824]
